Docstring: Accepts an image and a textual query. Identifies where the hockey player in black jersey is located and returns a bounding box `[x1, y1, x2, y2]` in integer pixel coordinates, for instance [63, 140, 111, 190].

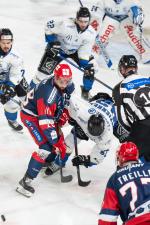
[113, 55, 150, 161]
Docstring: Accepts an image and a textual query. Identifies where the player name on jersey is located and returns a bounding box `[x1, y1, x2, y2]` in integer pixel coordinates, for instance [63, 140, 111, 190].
[117, 163, 150, 185]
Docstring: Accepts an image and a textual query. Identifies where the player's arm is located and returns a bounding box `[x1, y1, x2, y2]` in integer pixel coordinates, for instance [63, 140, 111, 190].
[45, 17, 62, 42]
[90, 0, 106, 32]
[98, 177, 120, 225]
[0, 56, 28, 104]
[37, 89, 66, 158]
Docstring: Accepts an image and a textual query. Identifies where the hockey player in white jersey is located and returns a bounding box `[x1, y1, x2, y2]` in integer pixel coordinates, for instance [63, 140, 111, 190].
[91, 0, 150, 64]
[30, 7, 97, 100]
[44, 92, 117, 175]
[0, 29, 29, 131]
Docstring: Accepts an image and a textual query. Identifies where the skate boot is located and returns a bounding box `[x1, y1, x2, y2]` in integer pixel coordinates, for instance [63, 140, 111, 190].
[81, 86, 90, 101]
[8, 120, 23, 131]
[44, 162, 60, 176]
[16, 174, 35, 198]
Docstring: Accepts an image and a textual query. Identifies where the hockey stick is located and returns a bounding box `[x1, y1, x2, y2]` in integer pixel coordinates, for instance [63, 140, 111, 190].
[139, 24, 143, 60]
[78, 0, 113, 68]
[78, 0, 83, 7]
[58, 54, 112, 91]
[60, 167, 73, 183]
[95, 35, 113, 68]
[73, 127, 91, 187]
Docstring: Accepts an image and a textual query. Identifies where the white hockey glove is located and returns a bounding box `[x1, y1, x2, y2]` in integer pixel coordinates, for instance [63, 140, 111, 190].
[129, 6, 144, 26]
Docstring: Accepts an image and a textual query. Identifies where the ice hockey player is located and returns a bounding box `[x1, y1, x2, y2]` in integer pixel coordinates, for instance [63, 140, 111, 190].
[44, 92, 117, 175]
[98, 141, 150, 225]
[30, 7, 97, 100]
[0, 28, 29, 131]
[112, 55, 150, 161]
[90, 0, 150, 64]
[16, 64, 75, 197]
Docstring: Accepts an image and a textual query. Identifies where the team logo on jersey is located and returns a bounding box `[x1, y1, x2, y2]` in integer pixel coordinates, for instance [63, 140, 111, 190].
[88, 108, 96, 114]
[66, 35, 72, 41]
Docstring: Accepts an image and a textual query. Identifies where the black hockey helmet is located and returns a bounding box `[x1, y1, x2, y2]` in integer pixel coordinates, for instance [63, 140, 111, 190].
[76, 7, 91, 20]
[118, 55, 138, 78]
[88, 114, 104, 136]
[113, 0, 123, 4]
[0, 28, 13, 40]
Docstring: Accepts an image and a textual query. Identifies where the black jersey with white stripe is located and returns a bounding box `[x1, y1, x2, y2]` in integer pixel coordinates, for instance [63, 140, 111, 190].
[113, 74, 150, 130]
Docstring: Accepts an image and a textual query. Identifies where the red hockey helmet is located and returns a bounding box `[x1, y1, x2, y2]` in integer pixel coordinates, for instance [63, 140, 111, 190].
[117, 142, 139, 167]
[54, 64, 72, 80]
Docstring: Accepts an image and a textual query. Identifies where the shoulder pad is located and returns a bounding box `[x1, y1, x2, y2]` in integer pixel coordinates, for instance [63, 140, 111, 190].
[47, 86, 58, 104]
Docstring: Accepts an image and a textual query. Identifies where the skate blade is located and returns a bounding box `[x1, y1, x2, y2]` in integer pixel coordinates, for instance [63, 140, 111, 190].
[16, 185, 33, 198]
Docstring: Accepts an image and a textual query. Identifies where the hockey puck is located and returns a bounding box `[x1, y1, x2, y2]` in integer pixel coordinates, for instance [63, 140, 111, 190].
[1, 215, 6, 222]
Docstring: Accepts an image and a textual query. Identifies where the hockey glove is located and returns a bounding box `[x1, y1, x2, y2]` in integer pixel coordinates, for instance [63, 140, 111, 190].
[72, 155, 91, 168]
[46, 41, 61, 58]
[58, 108, 70, 127]
[0, 84, 16, 104]
[130, 6, 144, 25]
[84, 64, 95, 81]
[53, 134, 66, 159]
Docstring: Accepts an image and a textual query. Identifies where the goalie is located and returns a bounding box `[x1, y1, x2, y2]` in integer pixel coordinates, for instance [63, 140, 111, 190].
[90, 0, 150, 64]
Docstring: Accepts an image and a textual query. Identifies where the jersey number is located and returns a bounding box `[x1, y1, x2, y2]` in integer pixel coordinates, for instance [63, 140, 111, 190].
[119, 178, 150, 211]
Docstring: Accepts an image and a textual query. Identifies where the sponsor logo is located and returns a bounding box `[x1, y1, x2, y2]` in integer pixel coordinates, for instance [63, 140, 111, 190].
[100, 25, 115, 43]
[124, 25, 145, 54]
[88, 108, 96, 114]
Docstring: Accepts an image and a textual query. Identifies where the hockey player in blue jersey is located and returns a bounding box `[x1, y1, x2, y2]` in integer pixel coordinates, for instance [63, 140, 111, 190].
[98, 142, 150, 225]
[30, 7, 97, 100]
[16, 63, 75, 197]
[44, 92, 118, 175]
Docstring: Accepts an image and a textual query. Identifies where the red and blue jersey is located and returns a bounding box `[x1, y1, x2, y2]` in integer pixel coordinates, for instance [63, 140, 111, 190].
[98, 159, 150, 225]
[22, 77, 74, 145]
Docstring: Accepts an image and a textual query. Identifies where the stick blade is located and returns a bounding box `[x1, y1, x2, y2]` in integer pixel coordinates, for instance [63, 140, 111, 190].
[61, 174, 73, 183]
[60, 168, 73, 183]
[78, 179, 91, 187]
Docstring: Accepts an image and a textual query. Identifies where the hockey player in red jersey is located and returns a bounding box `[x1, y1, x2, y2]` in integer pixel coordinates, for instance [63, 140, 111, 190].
[16, 63, 74, 197]
[98, 142, 150, 225]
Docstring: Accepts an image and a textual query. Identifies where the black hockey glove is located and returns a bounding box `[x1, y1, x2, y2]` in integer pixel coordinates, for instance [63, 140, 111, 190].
[0, 84, 16, 104]
[15, 77, 29, 97]
[46, 41, 61, 58]
[89, 92, 112, 102]
[72, 155, 91, 168]
[83, 64, 95, 81]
